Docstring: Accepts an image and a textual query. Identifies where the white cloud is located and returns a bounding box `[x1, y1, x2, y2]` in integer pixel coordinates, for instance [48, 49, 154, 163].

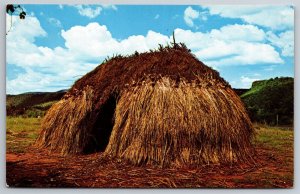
[6, 16, 96, 94]
[184, 6, 200, 27]
[240, 76, 260, 88]
[71, 5, 117, 18]
[6, 19, 169, 94]
[267, 30, 294, 57]
[73, 5, 102, 19]
[199, 12, 208, 21]
[61, 23, 170, 60]
[48, 17, 62, 28]
[101, 4, 118, 11]
[198, 41, 283, 66]
[174, 25, 283, 67]
[6, 15, 47, 70]
[6, 15, 46, 42]
[154, 14, 160, 19]
[206, 6, 265, 18]
[6, 16, 284, 94]
[210, 24, 265, 42]
[204, 5, 294, 30]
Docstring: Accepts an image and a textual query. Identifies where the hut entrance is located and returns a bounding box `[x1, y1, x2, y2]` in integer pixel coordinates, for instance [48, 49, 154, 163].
[84, 95, 116, 154]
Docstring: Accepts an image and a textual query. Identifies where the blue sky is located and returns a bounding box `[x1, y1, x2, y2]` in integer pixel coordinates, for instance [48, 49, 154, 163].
[6, 5, 294, 94]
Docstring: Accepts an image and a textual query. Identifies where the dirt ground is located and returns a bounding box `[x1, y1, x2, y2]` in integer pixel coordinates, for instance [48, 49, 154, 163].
[6, 143, 293, 188]
[6, 118, 293, 188]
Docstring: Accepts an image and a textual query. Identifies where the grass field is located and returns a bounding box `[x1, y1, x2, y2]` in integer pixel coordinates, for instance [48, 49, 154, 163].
[6, 117, 42, 153]
[6, 117, 294, 188]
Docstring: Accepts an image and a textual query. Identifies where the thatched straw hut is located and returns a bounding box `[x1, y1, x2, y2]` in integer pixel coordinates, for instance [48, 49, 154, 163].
[36, 44, 254, 166]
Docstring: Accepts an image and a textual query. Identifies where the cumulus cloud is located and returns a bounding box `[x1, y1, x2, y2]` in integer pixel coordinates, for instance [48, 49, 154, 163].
[198, 41, 283, 66]
[6, 18, 170, 94]
[101, 4, 118, 11]
[184, 6, 200, 27]
[210, 24, 265, 42]
[204, 5, 294, 31]
[6, 15, 47, 68]
[61, 23, 169, 60]
[199, 12, 208, 21]
[48, 17, 62, 28]
[70, 4, 117, 19]
[6, 16, 97, 94]
[240, 76, 260, 88]
[73, 5, 102, 19]
[6, 16, 285, 94]
[6, 15, 46, 42]
[267, 30, 294, 57]
[174, 25, 283, 66]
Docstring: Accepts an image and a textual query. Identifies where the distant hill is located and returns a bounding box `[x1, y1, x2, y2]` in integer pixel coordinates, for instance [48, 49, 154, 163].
[7, 90, 66, 117]
[6, 77, 294, 124]
[241, 77, 294, 125]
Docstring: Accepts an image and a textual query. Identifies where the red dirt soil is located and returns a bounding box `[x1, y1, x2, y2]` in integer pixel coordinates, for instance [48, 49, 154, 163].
[6, 144, 293, 188]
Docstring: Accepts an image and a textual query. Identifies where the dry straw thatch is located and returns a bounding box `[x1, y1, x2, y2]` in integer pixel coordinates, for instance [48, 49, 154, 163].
[36, 43, 254, 166]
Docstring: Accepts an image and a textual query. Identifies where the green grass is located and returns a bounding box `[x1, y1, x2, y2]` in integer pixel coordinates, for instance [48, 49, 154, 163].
[241, 83, 265, 98]
[254, 124, 293, 151]
[6, 117, 293, 156]
[241, 77, 293, 98]
[34, 100, 57, 108]
[6, 117, 42, 153]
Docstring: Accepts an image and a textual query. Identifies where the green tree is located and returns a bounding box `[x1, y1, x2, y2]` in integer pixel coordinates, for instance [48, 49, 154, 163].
[241, 77, 293, 125]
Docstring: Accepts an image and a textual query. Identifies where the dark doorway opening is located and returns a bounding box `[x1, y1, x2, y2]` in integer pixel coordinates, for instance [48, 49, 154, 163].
[83, 95, 116, 154]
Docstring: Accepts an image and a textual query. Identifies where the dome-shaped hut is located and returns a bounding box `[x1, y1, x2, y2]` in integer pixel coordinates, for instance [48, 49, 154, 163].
[36, 44, 254, 166]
